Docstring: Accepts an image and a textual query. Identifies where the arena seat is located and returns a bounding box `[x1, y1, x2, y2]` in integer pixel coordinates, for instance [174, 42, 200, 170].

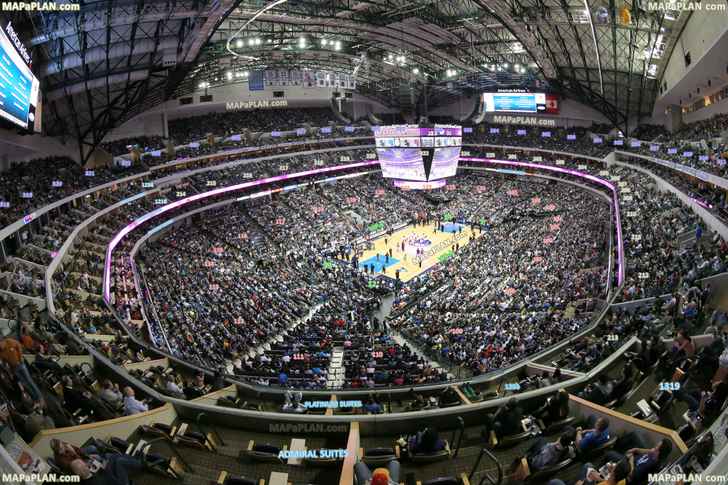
[360, 446, 400, 465]
[244, 441, 286, 463]
[408, 440, 451, 463]
[525, 450, 576, 482]
[488, 427, 533, 449]
[537, 415, 576, 435]
[576, 435, 618, 461]
[214, 471, 263, 485]
[418, 474, 470, 485]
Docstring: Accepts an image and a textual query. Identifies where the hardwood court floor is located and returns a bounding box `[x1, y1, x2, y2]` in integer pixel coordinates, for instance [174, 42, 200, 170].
[357, 222, 482, 282]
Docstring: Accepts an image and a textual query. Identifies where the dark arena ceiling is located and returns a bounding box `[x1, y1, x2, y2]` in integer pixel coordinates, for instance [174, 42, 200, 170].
[15, 0, 686, 157]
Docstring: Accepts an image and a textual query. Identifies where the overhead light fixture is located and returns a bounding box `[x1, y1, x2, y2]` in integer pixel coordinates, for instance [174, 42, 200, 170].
[236, 39, 243, 48]
[298, 36, 306, 48]
[226, 71, 232, 80]
[412, 67, 419, 74]
[321, 39, 327, 46]
[255, 38, 262, 45]
[334, 40, 342, 51]
[248, 38, 255, 46]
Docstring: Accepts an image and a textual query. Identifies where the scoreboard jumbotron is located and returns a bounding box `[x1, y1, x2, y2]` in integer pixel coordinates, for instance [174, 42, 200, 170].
[373, 124, 462, 189]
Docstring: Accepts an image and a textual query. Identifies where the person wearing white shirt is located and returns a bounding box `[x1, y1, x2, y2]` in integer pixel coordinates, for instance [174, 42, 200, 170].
[123, 387, 148, 415]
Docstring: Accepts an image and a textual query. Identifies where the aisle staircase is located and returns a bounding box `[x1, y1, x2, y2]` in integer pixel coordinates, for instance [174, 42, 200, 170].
[326, 346, 345, 389]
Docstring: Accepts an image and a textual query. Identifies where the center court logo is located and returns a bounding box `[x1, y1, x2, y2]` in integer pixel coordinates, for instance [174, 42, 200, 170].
[403, 234, 432, 249]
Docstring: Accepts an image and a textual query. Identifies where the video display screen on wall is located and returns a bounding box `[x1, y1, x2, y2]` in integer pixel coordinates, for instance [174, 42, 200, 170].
[0, 22, 41, 131]
[481, 92, 559, 114]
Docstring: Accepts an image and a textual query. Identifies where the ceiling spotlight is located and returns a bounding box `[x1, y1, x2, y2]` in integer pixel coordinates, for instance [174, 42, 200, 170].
[321, 39, 328, 46]
[503, 63, 509, 69]
[514, 63, 520, 70]
[255, 38, 262, 45]
[226, 71, 232, 80]
[267, 38, 272, 43]
[248, 38, 255, 46]
[412, 67, 419, 74]
[334, 40, 342, 51]
[298, 37, 307, 47]
[243, 70, 249, 76]
[236, 39, 243, 48]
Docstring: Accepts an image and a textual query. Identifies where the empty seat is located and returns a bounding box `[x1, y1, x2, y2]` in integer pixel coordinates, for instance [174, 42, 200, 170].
[361, 446, 399, 465]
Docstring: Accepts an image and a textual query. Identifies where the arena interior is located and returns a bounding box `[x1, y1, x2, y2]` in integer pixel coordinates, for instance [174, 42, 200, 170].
[2, 1, 728, 484]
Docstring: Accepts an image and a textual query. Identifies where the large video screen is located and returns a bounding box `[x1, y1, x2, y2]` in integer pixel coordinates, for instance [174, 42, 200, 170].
[481, 92, 558, 114]
[0, 24, 40, 131]
[376, 148, 426, 181]
[429, 146, 461, 180]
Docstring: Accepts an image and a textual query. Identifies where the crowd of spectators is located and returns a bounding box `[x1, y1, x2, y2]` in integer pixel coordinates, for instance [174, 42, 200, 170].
[614, 167, 727, 301]
[389, 177, 609, 373]
[168, 107, 336, 141]
[619, 138, 728, 178]
[463, 124, 613, 159]
[630, 124, 670, 141]
[135, 172, 609, 387]
[0, 157, 144, 228]
[100, 136, 165, 156]
[673, 112, 728, 140]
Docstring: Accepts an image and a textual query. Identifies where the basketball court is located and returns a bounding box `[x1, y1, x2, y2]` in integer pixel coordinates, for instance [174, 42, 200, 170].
[355, 221, 482, 282]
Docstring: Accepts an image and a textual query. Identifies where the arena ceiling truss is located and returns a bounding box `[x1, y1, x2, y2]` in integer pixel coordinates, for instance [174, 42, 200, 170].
[18, 0, 687, 161]
[19, 0, 242, 162]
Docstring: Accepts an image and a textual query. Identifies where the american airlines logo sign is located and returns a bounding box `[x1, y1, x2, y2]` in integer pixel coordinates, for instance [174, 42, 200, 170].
[3, 21, 31, 65]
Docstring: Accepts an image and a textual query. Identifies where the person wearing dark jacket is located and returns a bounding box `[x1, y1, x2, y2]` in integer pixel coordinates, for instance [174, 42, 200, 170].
[483, 398, 524, 440]
[534, 389, 570, 425]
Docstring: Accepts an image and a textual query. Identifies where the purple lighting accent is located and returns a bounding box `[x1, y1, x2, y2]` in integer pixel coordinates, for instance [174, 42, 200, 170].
[103, 160, 379, 302]
[461, 157, 624, 286]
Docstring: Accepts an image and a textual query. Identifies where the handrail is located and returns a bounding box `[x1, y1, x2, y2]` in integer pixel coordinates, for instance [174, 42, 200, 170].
[468, 447, 503, 485]
[0, 171, 150, 244]
[44, 190, 156, 315]
[452, 416, 465, 459]
[614, 150, 728, 190]
[149, 136, 373, 173]
[0, 136, 374, 244]
[195, 411, 226, 447]
[611, 158, 728, 241]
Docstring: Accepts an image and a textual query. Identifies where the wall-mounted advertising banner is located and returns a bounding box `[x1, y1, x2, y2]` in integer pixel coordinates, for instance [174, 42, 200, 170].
[225, 99, 289, 111]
